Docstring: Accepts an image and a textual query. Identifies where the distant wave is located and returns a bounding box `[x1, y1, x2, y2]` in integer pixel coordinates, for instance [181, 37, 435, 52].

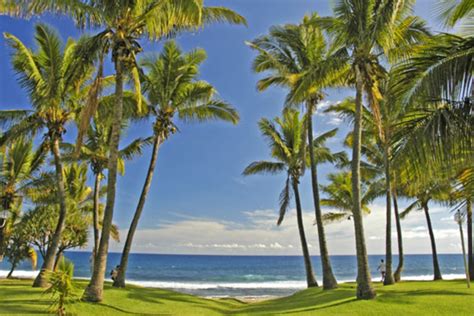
[0, 270, 467, 290]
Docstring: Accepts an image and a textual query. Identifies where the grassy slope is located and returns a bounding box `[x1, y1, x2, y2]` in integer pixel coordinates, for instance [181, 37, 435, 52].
[0, 279, 472, 315]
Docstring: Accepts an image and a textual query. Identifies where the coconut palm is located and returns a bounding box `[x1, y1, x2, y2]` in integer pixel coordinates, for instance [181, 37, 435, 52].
[63, 104, 151, 263]
[321, 172, 383, 224]
[315, 0, 429, 297]
[0, 138, 45, 259]
[0, 24, 96, 287]
[400, 181, 450, 280]
[243, 110, 318, 288]
[247, 14, 349, 290]
[328, 75, 410, 284]
[113, 40, 239, 288]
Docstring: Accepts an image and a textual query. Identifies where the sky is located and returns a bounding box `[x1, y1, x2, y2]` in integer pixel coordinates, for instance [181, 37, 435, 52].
[0, 0, 463, 256]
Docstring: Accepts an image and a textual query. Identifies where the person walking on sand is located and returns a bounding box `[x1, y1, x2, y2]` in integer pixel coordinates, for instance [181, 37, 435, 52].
[377, 259, 386, 282]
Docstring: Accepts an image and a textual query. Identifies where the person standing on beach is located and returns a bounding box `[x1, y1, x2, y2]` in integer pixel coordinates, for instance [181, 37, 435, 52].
[377, 259, 386, 282]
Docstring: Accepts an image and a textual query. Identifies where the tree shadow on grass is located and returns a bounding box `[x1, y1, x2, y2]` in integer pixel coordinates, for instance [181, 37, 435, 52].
[229, 287, 357, 315]
[122, 287, 238, 315]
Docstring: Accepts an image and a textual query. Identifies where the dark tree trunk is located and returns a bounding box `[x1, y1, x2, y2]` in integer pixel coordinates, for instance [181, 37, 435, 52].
[393, 191, 404, 282]
[114, 135, 162, 288]
[292, 179, 318, 288]
[33, 136, 68, 288]
[422, 202, 442, 280]
[351, 66, 375, 299]
[467, 200, 473, 281]
[83, 60, 124, 302]
[306, 102, 337, 290]
[92, 173, 101, 263]
[7, 262, 16, 279]
[383, 145, 394, 285]
[54, 250, 64, 271]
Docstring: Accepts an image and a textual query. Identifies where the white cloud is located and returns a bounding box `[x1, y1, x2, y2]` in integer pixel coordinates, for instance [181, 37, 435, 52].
[104, 202, 461, 256]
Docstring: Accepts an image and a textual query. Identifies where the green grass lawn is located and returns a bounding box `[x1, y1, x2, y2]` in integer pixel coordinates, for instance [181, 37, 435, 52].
[0, 279, 472, 315]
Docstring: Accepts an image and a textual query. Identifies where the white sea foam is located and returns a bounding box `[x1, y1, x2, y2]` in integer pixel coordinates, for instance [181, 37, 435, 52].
[0, 270, 39, 278]
[0, 270, 467, 290]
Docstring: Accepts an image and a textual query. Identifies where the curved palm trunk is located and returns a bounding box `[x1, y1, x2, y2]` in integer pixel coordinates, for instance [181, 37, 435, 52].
[422, 202, 442, 280]
[466, 200, 473, 281]
[54, 250, 64, 270]
[292, 179, 318, 288]
[306, 104, 337, 290]
[92, 173, 101, 262]
[33, 136, 68, 288]
[393, 191, 404, 282]
[351, 67, 375, 299]
[83, 60, 124, 302]
[114, 135, 162, 288]
[7, 262, 16, 278]
[383, 145, 394, 285]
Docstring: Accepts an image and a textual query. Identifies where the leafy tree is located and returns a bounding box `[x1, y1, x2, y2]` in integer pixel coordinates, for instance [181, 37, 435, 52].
[114, 40, 239, 287]
[243, 110, 318, 288]
[4, 217, 37, 278]
[247, 14, 348, 290]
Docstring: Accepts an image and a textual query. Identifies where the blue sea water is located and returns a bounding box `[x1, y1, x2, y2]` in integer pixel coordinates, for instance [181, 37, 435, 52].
[0, 252, 466, 297]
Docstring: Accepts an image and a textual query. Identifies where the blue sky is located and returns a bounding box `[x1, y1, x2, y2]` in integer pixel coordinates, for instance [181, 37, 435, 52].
[0, 0, 461, 255]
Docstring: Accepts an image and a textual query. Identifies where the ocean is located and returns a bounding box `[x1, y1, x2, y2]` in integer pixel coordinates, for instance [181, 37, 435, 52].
[0, 252, 466, 298]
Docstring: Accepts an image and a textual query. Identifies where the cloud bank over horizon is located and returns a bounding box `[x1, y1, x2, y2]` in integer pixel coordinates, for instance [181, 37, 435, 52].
[103, 203, 462, 256]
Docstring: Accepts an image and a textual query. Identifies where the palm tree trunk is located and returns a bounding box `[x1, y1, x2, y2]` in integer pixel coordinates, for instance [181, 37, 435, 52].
[33, 136, 68, 288]
[0, 227, 6, 260]
[292, 179, 318, 288]
[83, 60, 124, 302]
[306, 103, 337, 290]
[466, 200, 473, 281]
[383, 145, 394, 285]
[54, 250, 64, 271]
[351, 66, 375, 299]
[7, 262, 16, 279]
[393, 191, 404, 282]
[92, 173, 101, 262]
[422, 202, 442, 280]
[114, 134, 162, 288]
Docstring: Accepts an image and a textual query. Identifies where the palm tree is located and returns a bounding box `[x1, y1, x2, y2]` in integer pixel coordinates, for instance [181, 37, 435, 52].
[316, 0, 429, 298]
[247, 14, 348, 290]
[0, 138, 44, 259]
[321, 172, 383, 224]
[400, 182, 449, 281]
[64, 101, 151, 264]
[243, 110, 318, 288]
[113, 40, 239, 288]
[1, 0, 246, 301]
[0, 24, 96, 287]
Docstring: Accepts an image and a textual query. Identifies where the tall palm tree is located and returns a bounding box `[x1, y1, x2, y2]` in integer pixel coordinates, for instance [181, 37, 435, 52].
[243, 110, 318, 288]
[1, 0, 246, 301]
[247, 14, 348, 290]
[0, 138, 44, 260]
[113, 41, 239, 288]
[327, 89, 407, 284]
[400, 182, 449, 280]
[0, 24, 96, 287]
[321, 171, 383, 224]
[316, 0, 429, 298]
[64, 98, 151, 263]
